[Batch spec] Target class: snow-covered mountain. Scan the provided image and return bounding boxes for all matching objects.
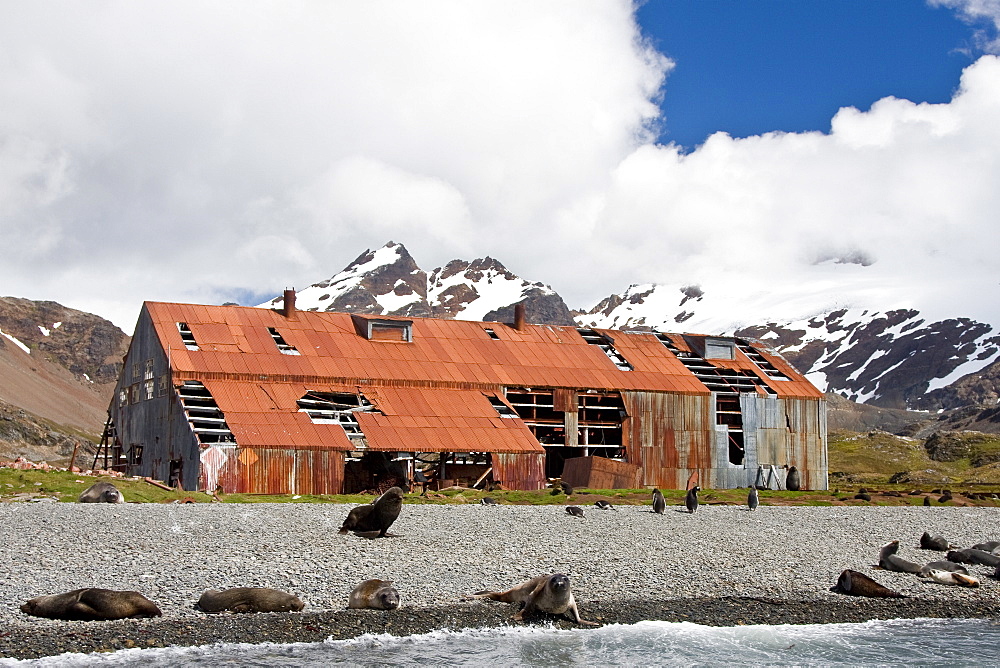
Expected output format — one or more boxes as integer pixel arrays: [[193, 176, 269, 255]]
[[259, 241, 575, 325], [576, 282, 1000, 413], [260, 242, 1000, 416]]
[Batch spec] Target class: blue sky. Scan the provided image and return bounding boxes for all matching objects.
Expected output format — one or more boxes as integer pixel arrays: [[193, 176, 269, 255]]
[[637, 1, 980, 149], [2, 1, 1000, 329]]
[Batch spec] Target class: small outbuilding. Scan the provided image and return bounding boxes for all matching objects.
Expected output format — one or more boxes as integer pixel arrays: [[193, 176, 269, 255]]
[[105, 293, 826, 494]]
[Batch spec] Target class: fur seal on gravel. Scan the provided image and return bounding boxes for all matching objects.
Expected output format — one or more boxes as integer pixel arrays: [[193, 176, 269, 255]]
[[594, 500, 616, 511], [651, 489, 665, 514], [918, 560, 969, 577], [878, 540, 923, 574], [339, 487, 404, 537], [971, 540, 1000, 553], [833, 570, 905, 598], [926, 569, 979, 587], [919, 532, 952, 551], [474, 573, 597, 626], [747, 487, 759, 511], [21, 588, 161, 620], [947, 548, 1000, 567], [685, 486, 700, 513], [566, 506, 585, 518], [197, 587, 304, 613], [348, 579, 400, 610], [77, 482, 124, 504]]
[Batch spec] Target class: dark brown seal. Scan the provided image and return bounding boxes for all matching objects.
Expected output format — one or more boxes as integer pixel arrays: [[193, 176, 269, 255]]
[[339, 487, 404, 537], [348, 579, 400, 610], [878, 540, 923, 574], [20, 588, 161, 620], [474, 573, 597, 626], [919, 532, 952, 551], [833, 570, 905, 598], [785, 465, 801, 491], [77, 482, 124, 504], [197, 587, 304, 613]]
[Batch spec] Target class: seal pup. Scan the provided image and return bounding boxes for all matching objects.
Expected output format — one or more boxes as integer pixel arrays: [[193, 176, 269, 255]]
[[926, 569, 979, 587], [785, 466, 801, 491], [947, 548, 1000, 567], [919, 532, 952, 551], [878, 540, 923, 574], [348, 579, 400, 610], [77, 482, 125, 504], [565, 506, 585, 518], [919, 561, 969, 577], [685, 486, 700, 514], [971, 540, 1000, 553], [923, 496, 931, 506], [339, 486, 404, 537], [197, 587, 304, 613], [651, 488, 665, 514], [747, 487, 759, 511], [21, 588, 161, 620], [833, 570, 905, 598], [474, 573, 597, 626], [594, 500, 616, 511]]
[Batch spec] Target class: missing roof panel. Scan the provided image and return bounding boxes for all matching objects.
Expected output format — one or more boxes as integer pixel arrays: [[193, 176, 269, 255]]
[[268, 327, 300, 355], [576, 328, 633, 371]]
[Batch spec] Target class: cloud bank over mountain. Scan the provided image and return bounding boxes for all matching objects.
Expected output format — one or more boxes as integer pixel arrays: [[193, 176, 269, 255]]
[[1, 2, 998, 330]]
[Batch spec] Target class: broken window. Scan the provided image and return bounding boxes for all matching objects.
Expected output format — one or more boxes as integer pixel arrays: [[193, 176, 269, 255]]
[[157, 375, 169, 397], [143, 379, 155, 400], [176, 381, 235, 444], [129, 384, 140, 404], [487, 394, 518, 418], [736, 340, 790, 380], [177, 323, 199, 350], [118, 388, 128, 407], [297, 391, 374, 447], [128, 444, 144, 466], [268, 327, 300, 355], [144, 359, 154, 380], [576, 328, 633, 370], [484, 328, 500, 340]]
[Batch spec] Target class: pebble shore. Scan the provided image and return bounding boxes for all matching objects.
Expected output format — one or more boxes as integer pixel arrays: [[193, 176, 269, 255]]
[[1, 502, 998, 660]]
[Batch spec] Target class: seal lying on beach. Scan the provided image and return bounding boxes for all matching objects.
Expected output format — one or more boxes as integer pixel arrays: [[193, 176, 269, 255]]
[[971, 540, 1000, 553], [651, 489, 665, 514], [918, 560, 968, 577], [339, 487, 404, 537], [833, 570, 905, 598], [77, 482, 124, 504], [878, 541, 923, 574], [566, 506, 585, 518], [919, 532, 952, 551], [947, 548, 1000, 567], [21, 588, 161, 620], [197, 587, 304, 613], [474, 573, 598, 626], [926, 569, 979, 587], [348, 579, 400, 610]]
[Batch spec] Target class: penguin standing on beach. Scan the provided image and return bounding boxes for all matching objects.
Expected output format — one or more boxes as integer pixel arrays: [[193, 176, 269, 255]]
[[747, 486, 759, 511], [652, 489, 666, 514], [685, 486, 700, 513]]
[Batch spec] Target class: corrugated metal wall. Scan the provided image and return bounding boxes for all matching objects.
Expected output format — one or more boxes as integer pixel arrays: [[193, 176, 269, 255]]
[[492, 452, 546, 491], [621, 391, 714, 489], [741, 394, 828, 491], [201, 445, 345, 495]]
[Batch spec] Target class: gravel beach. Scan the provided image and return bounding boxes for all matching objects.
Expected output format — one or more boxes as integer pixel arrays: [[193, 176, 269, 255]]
[[1, 502, 998, 660]]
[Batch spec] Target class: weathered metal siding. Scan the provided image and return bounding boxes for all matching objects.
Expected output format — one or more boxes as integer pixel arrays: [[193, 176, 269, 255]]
[[492, 453, 546, 490], [202, 446, 345, 495], [740, 394, 828, 490], [110, 306, 201, 490], [621, 391, 714, 489]]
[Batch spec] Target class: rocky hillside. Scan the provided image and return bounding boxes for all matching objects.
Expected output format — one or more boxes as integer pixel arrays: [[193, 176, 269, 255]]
[[0, 297, 129, 461], [259, 241, 575, 325]]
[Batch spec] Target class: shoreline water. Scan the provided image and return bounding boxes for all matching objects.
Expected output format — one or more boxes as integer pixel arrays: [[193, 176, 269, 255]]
[[2, 504, 998, 660]]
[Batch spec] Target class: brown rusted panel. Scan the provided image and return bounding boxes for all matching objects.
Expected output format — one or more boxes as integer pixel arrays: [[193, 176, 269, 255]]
[[562, 456, 641, 489], [622, 391, 714, 490], [292, 449, 345, 495], [492, 453, 545, 490], [552, 388, 577, 412]]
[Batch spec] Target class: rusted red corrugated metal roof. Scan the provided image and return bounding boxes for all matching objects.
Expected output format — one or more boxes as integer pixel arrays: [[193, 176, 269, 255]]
[[143, 301, 820, 398]]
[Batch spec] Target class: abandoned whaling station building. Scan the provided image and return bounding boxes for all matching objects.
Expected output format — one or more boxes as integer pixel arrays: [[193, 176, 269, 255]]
[[106, 293, 827, 494]]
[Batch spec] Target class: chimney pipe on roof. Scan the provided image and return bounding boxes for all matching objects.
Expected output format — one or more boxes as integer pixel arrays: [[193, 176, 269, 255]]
[[282, 288, 296, 318], [514, 303, 526, 331]]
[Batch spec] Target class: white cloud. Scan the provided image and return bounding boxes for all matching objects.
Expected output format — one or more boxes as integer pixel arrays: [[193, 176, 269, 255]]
[[1, 1, 999, 336], [931, 0, 1000, 52]]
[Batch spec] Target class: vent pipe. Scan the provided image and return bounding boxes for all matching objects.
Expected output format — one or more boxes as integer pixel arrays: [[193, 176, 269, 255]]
[[282, 288, 296, 318], [513, 303, 526, 331]]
